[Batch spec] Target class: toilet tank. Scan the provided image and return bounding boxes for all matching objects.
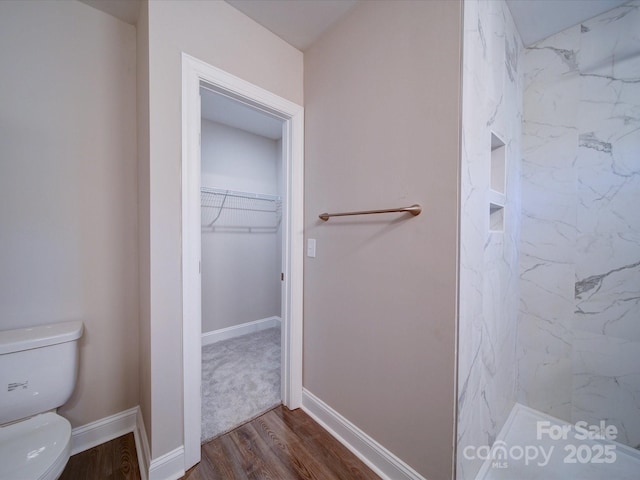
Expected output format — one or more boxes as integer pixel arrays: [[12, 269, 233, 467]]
[[0, 321, 83, 425]]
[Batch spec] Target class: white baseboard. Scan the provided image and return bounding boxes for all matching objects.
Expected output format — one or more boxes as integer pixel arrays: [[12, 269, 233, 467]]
[[201, 316, 281, 346], [135, 407, 150, 480], [70, 406, 184, 480], [135, 407, 185, 480], [71, 406, 149, 480], [71, 407, 138, 456], [149, 446, 185, 480], [301, 389, 426, 480]]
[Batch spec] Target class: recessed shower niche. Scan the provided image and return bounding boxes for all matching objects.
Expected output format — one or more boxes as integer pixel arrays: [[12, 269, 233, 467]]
[[489, 132, 506, 232]]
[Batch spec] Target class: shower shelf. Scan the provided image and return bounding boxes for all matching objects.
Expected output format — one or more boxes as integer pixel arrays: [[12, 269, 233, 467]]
[[488, 189, 505, 207], [490, 132, 506, 232]]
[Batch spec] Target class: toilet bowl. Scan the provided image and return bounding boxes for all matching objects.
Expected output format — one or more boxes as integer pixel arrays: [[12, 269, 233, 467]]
[[0, 412, 71, 480], [0, 321, 83, 480]]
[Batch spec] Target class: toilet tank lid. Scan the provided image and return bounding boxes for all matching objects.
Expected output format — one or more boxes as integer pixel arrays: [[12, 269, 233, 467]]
[[0, 321, 84, 355]]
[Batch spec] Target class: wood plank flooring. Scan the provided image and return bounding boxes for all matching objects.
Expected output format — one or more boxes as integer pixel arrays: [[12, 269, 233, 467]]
[[60, 406, 379, 479], [60, 432, 140, 480], [183, 406, 381, 480]]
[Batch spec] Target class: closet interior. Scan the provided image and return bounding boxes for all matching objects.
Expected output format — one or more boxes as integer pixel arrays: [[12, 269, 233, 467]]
[[199, 86, 284, 442]]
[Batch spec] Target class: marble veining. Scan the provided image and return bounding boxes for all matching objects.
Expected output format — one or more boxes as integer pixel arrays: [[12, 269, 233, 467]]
[[458, 1, 522, 479], [527, 45, 578, 71], [460, 2, 639, 478], [519, 0, 640, 455], [575, 259, 640, 300], [505, 34, 519, 82], [578, 133, 612, 154]]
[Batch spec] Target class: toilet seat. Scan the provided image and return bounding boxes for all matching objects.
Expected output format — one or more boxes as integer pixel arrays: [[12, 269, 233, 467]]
[[0, 412, 71, 480]]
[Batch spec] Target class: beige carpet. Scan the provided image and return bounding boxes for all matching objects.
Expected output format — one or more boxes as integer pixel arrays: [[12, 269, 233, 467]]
[[201, 326, 281, 442]]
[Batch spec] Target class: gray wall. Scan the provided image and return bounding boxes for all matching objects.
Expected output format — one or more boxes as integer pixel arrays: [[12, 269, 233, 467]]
[[201, 121, 281, 332], [303, 1, 462, 478], [0, 0, 139, 428]]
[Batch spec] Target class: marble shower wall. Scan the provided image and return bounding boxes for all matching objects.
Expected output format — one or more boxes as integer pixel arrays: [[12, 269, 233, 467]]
[[519, 1, 640, 450], [457, 1, 523, 478]]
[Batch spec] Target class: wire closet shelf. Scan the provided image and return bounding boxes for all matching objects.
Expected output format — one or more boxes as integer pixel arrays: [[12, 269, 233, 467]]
[[201, 186, 282, 233]]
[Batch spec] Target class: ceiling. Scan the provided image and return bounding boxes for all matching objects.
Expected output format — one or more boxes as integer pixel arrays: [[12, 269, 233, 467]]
[[226, 0, 358, 50], [79, 0, 140, 25], [200, 88, 283, 140], [505, 0, 627, 46], [79, 0, 627, 49], [79, 0, 628, 139], [230, 0, 628, 49]]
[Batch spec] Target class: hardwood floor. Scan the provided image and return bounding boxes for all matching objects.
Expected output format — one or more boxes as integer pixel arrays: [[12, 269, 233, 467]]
[[60, 432, 140, 480], [60, 406, 379, 479], [183, 406, 381, 480]]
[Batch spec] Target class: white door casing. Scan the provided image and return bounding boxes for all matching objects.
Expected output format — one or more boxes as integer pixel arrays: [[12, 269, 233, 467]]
[[181, 53, 304, 470]]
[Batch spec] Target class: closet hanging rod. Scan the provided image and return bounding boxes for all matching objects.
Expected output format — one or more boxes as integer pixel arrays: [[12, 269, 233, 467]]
[[319, 204, 422, 221], [200, 186, 280, 202]]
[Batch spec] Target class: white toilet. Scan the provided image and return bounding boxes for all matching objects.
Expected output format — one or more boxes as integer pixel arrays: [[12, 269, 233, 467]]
[[0, 321, 83, 480]]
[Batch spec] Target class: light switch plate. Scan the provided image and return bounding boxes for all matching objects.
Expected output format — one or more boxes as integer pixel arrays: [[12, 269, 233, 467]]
[[307, 238, 316, 258]]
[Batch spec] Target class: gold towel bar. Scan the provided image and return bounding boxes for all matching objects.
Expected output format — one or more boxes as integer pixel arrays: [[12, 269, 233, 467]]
[[319, 204, 422, 221]]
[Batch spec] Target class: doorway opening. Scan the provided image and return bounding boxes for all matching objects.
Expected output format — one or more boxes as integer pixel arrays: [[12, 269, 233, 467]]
[[200, 87, 284, 442], [181, 54, 303, 470]]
